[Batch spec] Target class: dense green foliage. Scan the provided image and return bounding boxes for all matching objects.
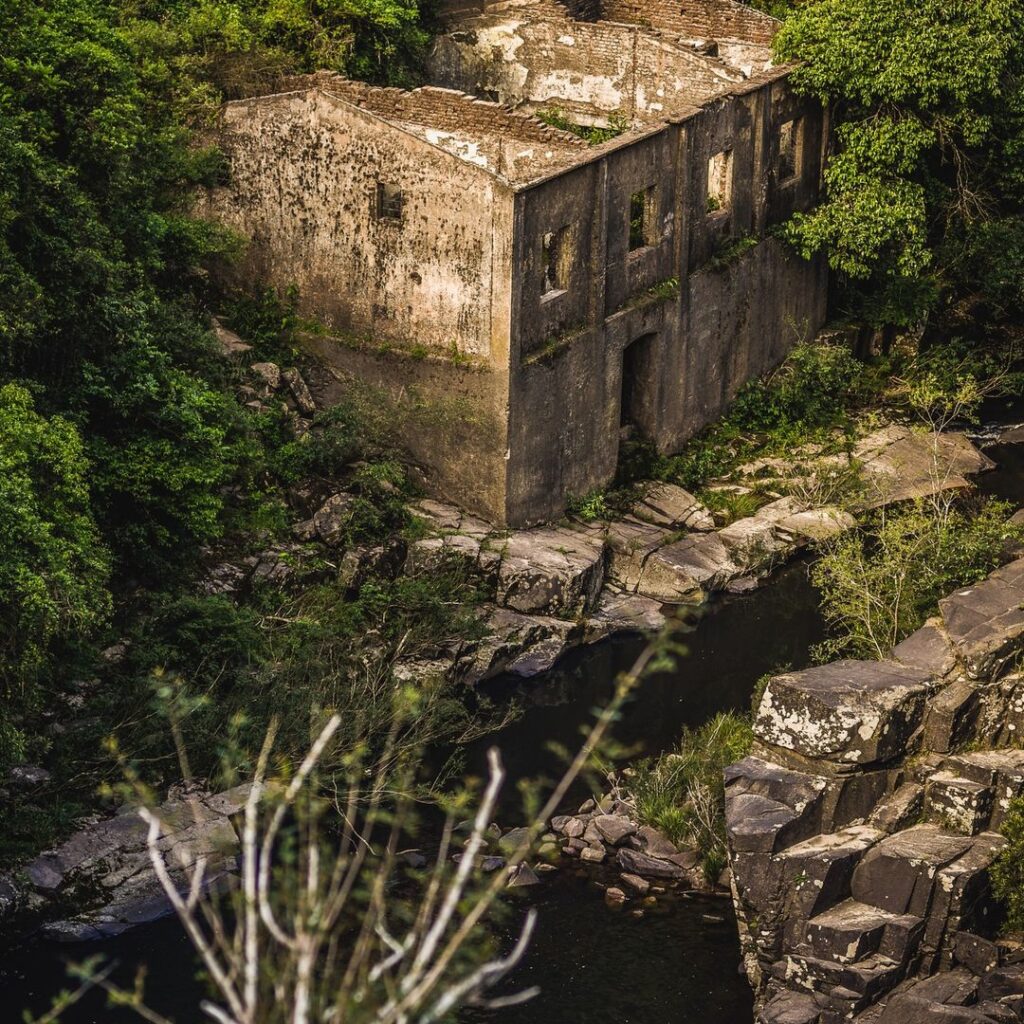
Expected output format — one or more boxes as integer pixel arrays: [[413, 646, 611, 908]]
[[993, 797, 1024, 934], [0, 385, 110, 766], [0, 0, 465, 818], [812, 498, 1023, 660], [774, 0, 1024, 329]]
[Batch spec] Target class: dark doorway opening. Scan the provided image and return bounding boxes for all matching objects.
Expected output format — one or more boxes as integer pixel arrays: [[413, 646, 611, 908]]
[[620, 332, 657, 437]]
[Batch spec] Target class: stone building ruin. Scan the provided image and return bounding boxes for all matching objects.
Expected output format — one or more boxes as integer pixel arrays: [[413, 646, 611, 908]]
[[204, 0, 829, 526]]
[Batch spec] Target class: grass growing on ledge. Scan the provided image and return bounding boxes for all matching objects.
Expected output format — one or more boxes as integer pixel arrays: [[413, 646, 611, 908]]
[[535, 107, 629, 144], [626, 711, 754, 881], [706, 234, 759, 271]]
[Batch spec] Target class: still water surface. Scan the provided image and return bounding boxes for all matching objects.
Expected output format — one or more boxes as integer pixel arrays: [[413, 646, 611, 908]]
[[3, 560, 826, 1024]]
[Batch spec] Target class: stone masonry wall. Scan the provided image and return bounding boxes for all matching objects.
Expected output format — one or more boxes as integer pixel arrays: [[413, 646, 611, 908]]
[[726, 558, 1024, 1024]]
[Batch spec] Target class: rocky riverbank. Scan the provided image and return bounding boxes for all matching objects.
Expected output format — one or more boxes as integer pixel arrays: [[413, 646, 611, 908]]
[[725, 555, 1024, 1024]]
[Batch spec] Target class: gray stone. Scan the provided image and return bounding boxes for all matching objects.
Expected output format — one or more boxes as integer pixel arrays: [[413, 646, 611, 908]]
[[506, 863, 539, 887], [923, 680, 981, 754], [584, 588, 666, 640], [632, 482, 714, 531], [640, 532, 738, 601], [580, 844, 606, 864], [615, 847, 685, 879], [312, 492, 356, 546], [495, 526, 605, 617], [939, 559, 1024, 679], [859, 431, 993, 508], [760, 990, 821, 1024], [953, 931, 999, 975], [592, 814, 636, 846], [250, 361, 281, 390], [754, 660, 932, 765], [7, 765, 51, 789], [804, 899, 895, 964], [924, 772, 993, 835], [850, 825, 976, 916], [281, 367, 316, 415], [893, 621, 958, 677], [637, 825, 680, 860], [619, 872, 650, 895], [868, 783, 924, 834]]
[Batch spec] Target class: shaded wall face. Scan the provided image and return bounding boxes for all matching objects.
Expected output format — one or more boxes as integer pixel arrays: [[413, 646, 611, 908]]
[[205, 90, 506, 363], [305, 337, 512, 523], [504, 85, 829, 527]]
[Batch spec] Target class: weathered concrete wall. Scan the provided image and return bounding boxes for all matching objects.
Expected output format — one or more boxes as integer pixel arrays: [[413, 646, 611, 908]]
[[304, 337, 512, 523], [204, 87, 512, 363], [726, 557, 1024, 1024], [503, 77, 826, 526], [429, 9, 742, 123]]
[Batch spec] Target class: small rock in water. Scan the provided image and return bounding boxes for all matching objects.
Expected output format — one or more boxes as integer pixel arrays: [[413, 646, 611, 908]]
[[619, 872, 650, 896], [580, 844, 606, 864], [701, 913, 726, 925], [604, 887, 627, 904], [506, 863, 539, 888]]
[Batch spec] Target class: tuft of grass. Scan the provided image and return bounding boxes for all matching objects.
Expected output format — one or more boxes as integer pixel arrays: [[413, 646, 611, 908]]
[[628, 712, 754, 873]]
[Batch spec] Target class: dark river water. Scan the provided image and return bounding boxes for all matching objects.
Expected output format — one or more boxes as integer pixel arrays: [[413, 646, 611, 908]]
[[3, 560, 826, 1024]]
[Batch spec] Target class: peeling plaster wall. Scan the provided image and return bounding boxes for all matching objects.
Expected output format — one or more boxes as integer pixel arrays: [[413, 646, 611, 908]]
[[203, 86, 517, 521], [429, 12, 742, 122], [204, 88, 509, 362]]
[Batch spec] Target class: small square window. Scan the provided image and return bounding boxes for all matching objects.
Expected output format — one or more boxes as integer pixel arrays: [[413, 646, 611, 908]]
[[542, 226, 571, 296], [778, 119, 802, 183], [707, 150, 732, 213], [629, 186, 656, 251], [375, 181, 403, 221]]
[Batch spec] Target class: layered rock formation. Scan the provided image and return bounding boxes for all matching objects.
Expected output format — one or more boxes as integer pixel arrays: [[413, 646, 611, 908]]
[[726, 558, 1024, 1023]]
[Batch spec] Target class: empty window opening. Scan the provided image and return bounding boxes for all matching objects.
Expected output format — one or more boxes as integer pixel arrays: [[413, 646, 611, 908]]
[[707, 150, 733, 213], [629, 187, 656, 251], [541, 227, 571, 297], [621, 333, 657, 435], [778, 119, 802, 182], [375, 181, 403, 221]]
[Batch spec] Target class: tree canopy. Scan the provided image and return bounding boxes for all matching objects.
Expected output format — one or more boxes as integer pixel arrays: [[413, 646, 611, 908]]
[[774, 0, 1024, 329]]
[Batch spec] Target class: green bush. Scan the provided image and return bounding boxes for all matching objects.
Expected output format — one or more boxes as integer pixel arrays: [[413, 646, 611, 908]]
[[812, 498, 1023, 661], [729, 341, 863, 433], [993, 797, 1024, 934]]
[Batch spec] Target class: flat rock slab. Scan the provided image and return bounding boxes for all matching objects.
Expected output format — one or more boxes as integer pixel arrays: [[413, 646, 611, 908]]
[[641, 532, 736, 601], [583, 589, 666, 642], [495, 525, 605, 617], [755, 660, 933, 765], [859, 430, 993, 508], [631, 482, 714, 531], [939, 558, 1024, 679], [892, 621, 958, 677]]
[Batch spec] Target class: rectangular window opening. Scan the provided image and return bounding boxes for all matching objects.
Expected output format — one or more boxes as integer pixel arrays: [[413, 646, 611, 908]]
[[629, 187, 655, 251], [707, 150, 732, 213], [542, 227, 570, 296], [778, 119, 801, 183], [375, 181, 403, 221]]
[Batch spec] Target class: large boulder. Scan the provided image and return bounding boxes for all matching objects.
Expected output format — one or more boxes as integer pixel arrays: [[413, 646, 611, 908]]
[[495, 525, 605, 617], [754, 661, 933, 766]]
